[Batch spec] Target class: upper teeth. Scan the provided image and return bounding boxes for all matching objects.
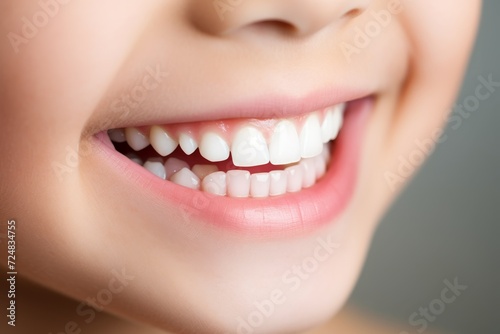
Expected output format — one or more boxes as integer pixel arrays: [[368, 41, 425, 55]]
[[124, 127, 149, 151], [149, 126, 178, 156], [199, 132, 230, 162], [114, 103, 345, 167], [269, 119, 301, 165], [232, 126, 270, 167]]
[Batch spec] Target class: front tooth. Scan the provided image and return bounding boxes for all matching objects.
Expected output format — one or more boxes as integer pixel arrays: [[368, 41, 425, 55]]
[[199, 132, 230, 162], [226, 170, 250, 198], [150, 126, 178, 157], [250, 173, 270, 198], [179, 132, 198, 155], [170, 168, 200, 190], [164, 158, 189, 178], [330, 105, 345, 140], [269, 171, 287, 196], [143, 160, 167, 180], [109, 129, 126, 143], [125, 127, 149, 151], [300, 113, 323, 158], [300, 158, 316, 188], [202, 171, 227, 196], [231, 126, 270, 167], [269, 120, 301, 165], [285, 165, 303, 193]]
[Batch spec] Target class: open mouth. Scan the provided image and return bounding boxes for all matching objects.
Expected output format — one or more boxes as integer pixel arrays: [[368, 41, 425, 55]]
[[93, 96, 372, 235], [106, 103, 346, 198]]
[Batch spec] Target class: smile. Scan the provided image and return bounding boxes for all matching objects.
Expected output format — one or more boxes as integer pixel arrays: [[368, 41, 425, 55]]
[[107, 103, 346, 198], [93, 95, 372, 235]]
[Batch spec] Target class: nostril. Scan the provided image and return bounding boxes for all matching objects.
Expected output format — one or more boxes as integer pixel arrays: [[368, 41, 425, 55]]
[[245, 19, 298, 35], [188, 1, 370, 38], [344, 8, 363, 19]]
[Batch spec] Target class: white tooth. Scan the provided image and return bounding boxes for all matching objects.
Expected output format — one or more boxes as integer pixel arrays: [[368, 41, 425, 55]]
[[199, 132, 230, 162], [269, 171, 287, 196], [143, 161, 167, 180], [300, 158, 316, 188], [269, 120, 301, 165], [330, 105, 345, 140], [300, 113, 323, 158], [179, 132, 198, 155], [337, 102, 347, 115], [109, 129, 126, 143], [192, 164, 219, 180], [170, 168, 200, 190], [226, 170, 250, 198], [321, 110, 335, 143], [314, 153, 327, 180], [202, 171, 227, 196], [125, 127, 149, 151], [125, 153, 143, 165], [231, 126, 270, 167], [164, 158, 189, 178], [285, 165, 303, 193], [150, 126, 178, 157], [322, 143, 331, 166], [250, 173, 271, 198]]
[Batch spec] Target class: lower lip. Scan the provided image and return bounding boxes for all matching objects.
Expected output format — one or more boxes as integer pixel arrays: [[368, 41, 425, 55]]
[[94, 98, 372, 237]]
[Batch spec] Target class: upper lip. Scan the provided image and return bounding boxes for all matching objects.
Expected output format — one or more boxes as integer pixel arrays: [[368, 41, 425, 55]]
[[87, 86, 373, 135]]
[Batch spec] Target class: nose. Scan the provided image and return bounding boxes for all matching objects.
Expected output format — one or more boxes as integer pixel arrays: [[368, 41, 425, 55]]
[[187, 0, 370, 37]]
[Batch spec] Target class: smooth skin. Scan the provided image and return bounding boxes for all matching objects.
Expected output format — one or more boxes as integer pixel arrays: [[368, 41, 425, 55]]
[[0, 1, 480, 333]]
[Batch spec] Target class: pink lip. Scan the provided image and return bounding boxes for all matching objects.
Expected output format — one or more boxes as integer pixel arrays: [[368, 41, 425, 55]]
[[111, 87, 371, 128], [215, 88, 369, 121], [93, 97, 372, 237]]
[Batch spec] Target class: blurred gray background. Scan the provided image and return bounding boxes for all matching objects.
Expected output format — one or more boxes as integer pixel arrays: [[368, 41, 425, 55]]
[[347, 1, 500, 333]]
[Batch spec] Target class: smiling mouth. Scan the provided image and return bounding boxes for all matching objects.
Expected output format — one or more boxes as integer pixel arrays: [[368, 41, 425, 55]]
[[93, 95, 371, 235], [106, 103, 346, 198]]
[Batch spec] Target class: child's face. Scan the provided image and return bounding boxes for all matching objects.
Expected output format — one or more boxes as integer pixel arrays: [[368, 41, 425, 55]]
[[1, 1, 480, 333]]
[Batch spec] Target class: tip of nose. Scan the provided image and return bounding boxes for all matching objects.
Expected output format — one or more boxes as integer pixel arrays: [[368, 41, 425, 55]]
[[190, 1, 368, 38]]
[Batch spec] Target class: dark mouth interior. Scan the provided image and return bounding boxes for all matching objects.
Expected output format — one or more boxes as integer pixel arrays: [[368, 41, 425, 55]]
[[112, 141, 308, 174]]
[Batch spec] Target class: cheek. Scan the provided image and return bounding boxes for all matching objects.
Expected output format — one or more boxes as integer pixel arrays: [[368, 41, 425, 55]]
[[0, 1, 146, 301], [0, 0, 163, 240], [1, 0, 163, 137], [372, 1, 481, 192], [402, 1, 481, 71]]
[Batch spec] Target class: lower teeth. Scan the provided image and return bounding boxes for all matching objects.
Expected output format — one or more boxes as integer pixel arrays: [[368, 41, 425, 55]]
[[124, 143, 331, 198]]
